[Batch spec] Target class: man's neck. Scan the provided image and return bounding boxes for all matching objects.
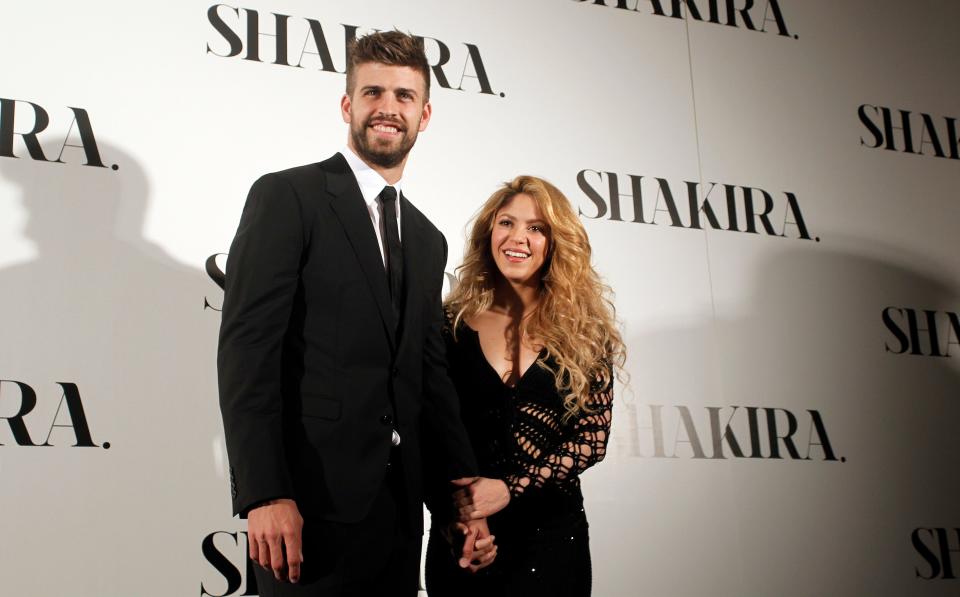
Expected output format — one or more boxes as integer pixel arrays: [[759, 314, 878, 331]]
[[346, 141, 407, 185]]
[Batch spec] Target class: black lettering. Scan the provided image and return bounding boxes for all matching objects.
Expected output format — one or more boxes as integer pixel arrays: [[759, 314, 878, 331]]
[[745, 406, 763, 457], [858, 104, 884, 149], [652, 178, 685, 227], [206, 4, 243, 58], [782, 192, 811, 240], [707, 406, 743, 459], [296, 19, 339, 73], [456, 44, 495, 95], [671, 406, 706, 458], [343, 24, 361, 68], [602, 172, 647, 223], [669, 0, 702, 20], [0, 99, 51, 161], [244, 9, 291, 65], [205, 253, 227, 312], [201, 531, 243, 597], [918, 113, 946, 158], [723, 183, 741, 231], [913, 528, 941, 579], [759, 0, 791, 36], [640, 404, 667, 457], [805, 410, 837, 461], [687, 181, 722, 230], [935, 528, 960, 579], [742, 187, 776, 235], [881, 107, 914, 153], [420, 37, 452, 89], [42, 383, 97, 447], [946, 312, 960, 357], [706, 0, 721, 22], [725, 0, 756, 30], [907, 309, 945, 357], [882, 307, 910, 354], [576, 170, 608, 219], [55, 108, 106, 168], [0, 380, 38, 446], [765, 408, 801, 459], [947, 117, 959, 159], [578, 0, 632, 7]]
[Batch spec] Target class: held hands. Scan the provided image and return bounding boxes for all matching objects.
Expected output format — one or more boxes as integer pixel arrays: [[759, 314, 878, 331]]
[[247, 498, 304, 583], [452, 518, 497, 573], [451, 477, 511, 520]]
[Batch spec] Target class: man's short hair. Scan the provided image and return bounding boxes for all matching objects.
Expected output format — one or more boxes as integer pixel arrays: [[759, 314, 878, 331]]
[[346, 30, 431, 100]]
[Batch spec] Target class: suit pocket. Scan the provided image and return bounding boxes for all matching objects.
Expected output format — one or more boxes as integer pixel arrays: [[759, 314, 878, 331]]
[[301, 395, 341, 421]]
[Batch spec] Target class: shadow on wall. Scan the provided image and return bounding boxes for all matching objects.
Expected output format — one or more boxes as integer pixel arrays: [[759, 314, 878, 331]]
[[0, 143, 229, 592], [603, 241, 959, 595]]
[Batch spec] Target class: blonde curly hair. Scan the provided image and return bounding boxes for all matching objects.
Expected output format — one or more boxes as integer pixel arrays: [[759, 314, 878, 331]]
[[445, 175, 626, 421]]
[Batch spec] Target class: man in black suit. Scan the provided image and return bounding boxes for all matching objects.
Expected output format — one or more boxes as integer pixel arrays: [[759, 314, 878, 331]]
[[217, 31, 495, 596]]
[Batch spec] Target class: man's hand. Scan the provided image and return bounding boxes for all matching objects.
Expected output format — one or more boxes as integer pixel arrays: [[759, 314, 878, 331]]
[[247, 498, 304, 583], [451, 477, 511, 520], [456, 518, 497, 573]]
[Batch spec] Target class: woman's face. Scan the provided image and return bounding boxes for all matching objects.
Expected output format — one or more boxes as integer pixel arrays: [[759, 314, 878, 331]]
[[489, 193, 549, 287]]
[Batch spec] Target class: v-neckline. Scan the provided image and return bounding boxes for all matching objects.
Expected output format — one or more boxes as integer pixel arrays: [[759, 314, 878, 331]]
[[462, 322, 543, 390]]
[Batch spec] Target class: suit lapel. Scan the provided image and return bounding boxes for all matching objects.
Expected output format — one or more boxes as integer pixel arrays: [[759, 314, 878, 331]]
[[323, 154, 397, 350], [399, 193, 424, 349]]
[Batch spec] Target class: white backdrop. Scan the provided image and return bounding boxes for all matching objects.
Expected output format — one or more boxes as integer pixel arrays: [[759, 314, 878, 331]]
[[1, 1, 958, 595]]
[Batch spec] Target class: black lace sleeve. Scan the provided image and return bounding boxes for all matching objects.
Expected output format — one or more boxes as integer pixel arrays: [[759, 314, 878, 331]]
[[502, 376, 613, 498]]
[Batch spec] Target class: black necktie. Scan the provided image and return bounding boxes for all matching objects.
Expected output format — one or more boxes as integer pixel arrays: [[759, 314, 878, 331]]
[[379, 186, 403, 319]]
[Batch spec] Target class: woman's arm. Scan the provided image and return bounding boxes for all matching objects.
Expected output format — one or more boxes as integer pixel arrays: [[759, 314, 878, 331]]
[[455, 379, 613, 519], [503, 383, 613, 498]]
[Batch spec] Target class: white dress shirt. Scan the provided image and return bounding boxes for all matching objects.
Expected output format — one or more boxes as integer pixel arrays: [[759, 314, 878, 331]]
[[341, 145, 401, 269], [341, 146, 403, 447]]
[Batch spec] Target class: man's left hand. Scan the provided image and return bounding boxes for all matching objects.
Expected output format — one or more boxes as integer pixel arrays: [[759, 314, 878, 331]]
[[451, 477, 511, 520]]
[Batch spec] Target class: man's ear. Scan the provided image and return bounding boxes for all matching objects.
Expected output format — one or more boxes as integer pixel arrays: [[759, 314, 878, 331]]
[[418, 100, 432, 132], [341, 93, 352, 124]]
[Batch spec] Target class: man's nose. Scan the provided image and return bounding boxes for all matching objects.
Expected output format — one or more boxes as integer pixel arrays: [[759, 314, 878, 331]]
[[376, 94, 399, 116]]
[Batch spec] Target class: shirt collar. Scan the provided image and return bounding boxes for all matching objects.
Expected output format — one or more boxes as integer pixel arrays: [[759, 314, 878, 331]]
[[341, 145, 403, 207]]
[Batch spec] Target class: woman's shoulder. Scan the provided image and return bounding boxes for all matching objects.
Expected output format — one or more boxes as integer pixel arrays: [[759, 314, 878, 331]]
[[441, 307, 472, 340]]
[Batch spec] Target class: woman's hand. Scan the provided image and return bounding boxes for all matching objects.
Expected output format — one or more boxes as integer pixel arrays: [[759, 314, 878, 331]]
[[456, 518, 498, 573], [451, 477, 511, 520]]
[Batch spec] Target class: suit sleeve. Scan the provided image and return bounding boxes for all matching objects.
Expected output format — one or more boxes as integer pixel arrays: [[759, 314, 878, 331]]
[[217, 173, 304, 516], [421, 233, 478, 483]]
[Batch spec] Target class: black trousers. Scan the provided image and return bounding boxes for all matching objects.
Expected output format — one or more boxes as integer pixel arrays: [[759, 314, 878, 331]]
[[253, 457, 421, 597]]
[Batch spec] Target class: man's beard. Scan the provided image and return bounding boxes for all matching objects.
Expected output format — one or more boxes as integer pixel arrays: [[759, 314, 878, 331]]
[[350, 116, 419, 168]]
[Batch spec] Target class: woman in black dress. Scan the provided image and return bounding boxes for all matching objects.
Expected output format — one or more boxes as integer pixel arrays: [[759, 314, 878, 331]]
[[425, 175, 625, 596]]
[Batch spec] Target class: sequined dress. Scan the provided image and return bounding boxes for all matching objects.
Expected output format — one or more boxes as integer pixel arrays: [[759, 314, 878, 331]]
[[425, 319, 613, 597]]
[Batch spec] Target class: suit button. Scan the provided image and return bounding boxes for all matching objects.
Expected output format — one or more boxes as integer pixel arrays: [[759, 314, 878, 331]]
[[392, 367, 400, 377], [380, 414, 393, 425]]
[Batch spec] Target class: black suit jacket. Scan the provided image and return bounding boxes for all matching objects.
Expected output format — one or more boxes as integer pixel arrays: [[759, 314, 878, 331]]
[[217, 153, 477, 532]]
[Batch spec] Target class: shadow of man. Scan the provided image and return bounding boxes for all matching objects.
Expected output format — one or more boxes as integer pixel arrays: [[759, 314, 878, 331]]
[[0, 142, 228, 594]]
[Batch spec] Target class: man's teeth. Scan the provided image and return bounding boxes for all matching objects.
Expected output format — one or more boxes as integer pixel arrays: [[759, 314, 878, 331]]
[[505, 250, 529, 258], [373, 124, 399, 133]]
